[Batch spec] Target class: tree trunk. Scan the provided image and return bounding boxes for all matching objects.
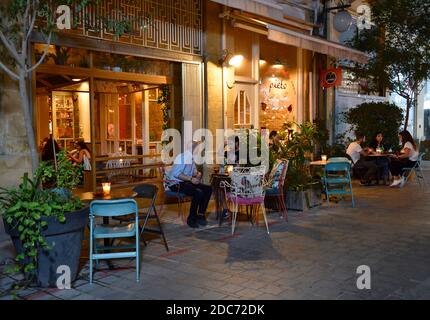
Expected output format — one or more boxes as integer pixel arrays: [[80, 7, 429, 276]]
[[403, 97, 411, 132], [19, 71, 39, 173]]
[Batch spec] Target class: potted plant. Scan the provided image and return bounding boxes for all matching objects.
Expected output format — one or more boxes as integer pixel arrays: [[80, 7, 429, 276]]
[[48, 46, 71, 65], [278, 122, 322, 211], [0, 151, 88, 288]]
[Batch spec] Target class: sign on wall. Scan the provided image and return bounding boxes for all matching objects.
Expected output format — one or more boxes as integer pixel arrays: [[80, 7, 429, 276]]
[[320, 68, 342, 88]]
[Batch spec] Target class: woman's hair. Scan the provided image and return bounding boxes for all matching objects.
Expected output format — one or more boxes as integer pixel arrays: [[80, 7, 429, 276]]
[[269, 130, 278, 139], [76, 140, 90, 152], [399, 130, 417, 150], [41, 138, 60, 161]]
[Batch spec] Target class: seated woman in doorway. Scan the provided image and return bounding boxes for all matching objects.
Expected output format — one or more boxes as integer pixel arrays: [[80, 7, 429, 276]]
[[169, 141, 213, 229], [41, 136, 61, 162], [68, 140, 92, 171], [389, 130, 419, 187], [369, 132, 390, 185]]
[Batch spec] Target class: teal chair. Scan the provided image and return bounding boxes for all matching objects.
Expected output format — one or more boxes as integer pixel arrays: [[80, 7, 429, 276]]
[[403, 152, 427, 188], [323, 161, 355, 207], [89, 199, 140, 284]]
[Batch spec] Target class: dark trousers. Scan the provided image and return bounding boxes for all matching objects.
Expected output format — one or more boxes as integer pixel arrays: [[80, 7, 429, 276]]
[[389, 159, 416, 176], [170, 182, 212, 220], [355, 159, 378, 181], [374, 157, 390, 180]]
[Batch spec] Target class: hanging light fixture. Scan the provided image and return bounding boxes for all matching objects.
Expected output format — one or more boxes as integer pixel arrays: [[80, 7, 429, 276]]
[[333, 9, 352, 33], [325, 1, 353, 33]]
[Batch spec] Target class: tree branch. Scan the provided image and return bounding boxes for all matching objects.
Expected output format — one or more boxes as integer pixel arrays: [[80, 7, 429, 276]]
[[0, 60, 19, 80], [26, 0, 38, 42], [26, 32, 52, 73], [0, 30, 23, 67]]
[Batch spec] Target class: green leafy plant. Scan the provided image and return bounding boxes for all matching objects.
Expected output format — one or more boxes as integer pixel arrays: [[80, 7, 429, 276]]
[[0, 172, 82, 288], [48, 46, 71, 65], [36, 151, 83, 190], [277, 122, 319, 191], [342, 102, 404, 151], [157, 85, 171, 139]]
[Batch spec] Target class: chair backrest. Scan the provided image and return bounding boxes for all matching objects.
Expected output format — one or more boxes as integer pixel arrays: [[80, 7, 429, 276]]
[[324, 161, 351, 174], [90, 199, 138, 217], [268, 159, 289, 190], [159, 165, 176, 190], [133, 183, 158, 200], [416, 152, 426, 166], [328, 157, 350, 163], [230, 165, 266, 198]]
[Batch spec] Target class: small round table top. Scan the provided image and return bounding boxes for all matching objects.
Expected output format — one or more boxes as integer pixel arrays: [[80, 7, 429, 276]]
[[78, 189, 137, 202]]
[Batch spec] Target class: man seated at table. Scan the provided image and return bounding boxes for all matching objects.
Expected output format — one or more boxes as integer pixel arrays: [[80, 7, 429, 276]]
[[346, 132, 378, 186], [169, 141, 213, 228]]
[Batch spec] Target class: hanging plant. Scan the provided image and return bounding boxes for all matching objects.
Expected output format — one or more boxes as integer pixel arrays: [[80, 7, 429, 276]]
[[157, 85, 171, 144]]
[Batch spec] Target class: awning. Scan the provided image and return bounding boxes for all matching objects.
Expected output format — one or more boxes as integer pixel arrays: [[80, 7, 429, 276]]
[[210, 0, 369, 64], [267, 24, 369, 64]]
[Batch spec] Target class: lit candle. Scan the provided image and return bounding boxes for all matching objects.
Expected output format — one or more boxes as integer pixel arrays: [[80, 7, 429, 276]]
[[102, 182, 111, 195], [119, 147, 122, 152], [321, 155, 327, 161]]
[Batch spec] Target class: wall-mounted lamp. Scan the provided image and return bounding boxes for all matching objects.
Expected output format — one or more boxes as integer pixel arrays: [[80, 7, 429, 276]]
[[272, 58, 287, 69], [219, 49, 244, 67]]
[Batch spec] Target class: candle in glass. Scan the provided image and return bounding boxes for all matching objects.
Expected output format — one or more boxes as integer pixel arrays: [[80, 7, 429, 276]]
[[321, 155, 327, 161], [102, 182, 111, 195]]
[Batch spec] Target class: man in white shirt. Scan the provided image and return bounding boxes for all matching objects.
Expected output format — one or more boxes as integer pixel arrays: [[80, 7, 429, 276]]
[[169, 141, 212, 228], [346, 132, 378, 185]]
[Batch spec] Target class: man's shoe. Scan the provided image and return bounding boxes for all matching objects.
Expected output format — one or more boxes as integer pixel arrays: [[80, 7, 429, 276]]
[[360, 180, 371, 186], [197, 214, 207, 226], [187, 217, 199, 228]]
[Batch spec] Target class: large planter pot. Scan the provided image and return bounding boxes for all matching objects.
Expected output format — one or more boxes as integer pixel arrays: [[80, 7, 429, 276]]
[[286, 182, 322, 211], [4, 206, 89, 288]]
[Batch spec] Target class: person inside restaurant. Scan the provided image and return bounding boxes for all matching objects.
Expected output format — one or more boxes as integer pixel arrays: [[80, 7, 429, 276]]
[[169, 141, 213, 228], [269, 130, 281, 153], [68, 140, 92, 171], [346, 132, 378, 186], [369, 131, 390, 185], [388, 130, 419, 187], [41, 136, 61, 162]]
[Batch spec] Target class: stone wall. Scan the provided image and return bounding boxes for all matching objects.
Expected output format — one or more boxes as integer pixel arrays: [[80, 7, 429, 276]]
[[0, 75, 32, 188]]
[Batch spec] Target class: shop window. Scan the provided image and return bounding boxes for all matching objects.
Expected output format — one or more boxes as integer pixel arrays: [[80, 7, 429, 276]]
[[234, 90, 251, 126]]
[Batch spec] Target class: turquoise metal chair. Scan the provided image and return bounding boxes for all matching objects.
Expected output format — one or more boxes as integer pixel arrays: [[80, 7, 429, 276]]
[[323, 161, 355, 207], [89, 199, 140, 284], [402, 152, 427, 188]]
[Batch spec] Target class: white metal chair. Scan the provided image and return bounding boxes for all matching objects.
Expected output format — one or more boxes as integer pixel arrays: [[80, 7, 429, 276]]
[[402, 152, 427, 188], [222, 165, 269, 235]]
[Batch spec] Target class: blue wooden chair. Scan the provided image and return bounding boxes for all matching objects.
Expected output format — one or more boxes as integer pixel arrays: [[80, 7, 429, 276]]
[[89, 199, 140, 284], [402, 152, 427, 189], [265, 159, 289, 220], [323, 161, 355, 207]]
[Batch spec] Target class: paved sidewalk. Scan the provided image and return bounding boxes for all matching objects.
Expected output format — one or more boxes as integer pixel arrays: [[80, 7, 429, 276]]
[[1, 178, 430, 300]]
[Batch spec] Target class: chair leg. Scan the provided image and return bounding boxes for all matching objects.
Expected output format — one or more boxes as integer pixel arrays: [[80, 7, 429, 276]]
[[261, 205, 270, 234], [89, 233, 93, 284], [136, 230, 140, 283], [232, 202, 238, 235], [154, 207, 169, 252]]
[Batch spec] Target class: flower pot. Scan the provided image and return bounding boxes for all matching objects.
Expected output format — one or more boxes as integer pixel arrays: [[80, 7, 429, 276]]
[[286, 182, 322, 211], [4, 206, 89, 288]]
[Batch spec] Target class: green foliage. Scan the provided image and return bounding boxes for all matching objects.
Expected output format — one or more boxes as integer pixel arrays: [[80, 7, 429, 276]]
[[48, 46, 70, 65], [273, 122, 320, 191], [348, 0, 430, 128], [0, 172, 82, 284], [157, 85, 171, 140], [36, 151, 82, 190], [341, 102, 404, 150]]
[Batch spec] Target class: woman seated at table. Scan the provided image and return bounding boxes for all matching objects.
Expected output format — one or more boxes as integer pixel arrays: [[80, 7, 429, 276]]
[[369, 132, 390, 185], [389, 130, 419, 187]]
